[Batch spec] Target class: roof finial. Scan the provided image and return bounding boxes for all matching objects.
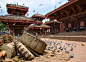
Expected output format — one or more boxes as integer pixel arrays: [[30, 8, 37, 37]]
[[37, 12, 38, 14], [55, 5, 56, 9]]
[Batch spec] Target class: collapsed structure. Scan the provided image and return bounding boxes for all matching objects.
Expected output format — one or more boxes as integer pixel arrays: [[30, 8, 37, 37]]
[[1, 32, 47, 60]]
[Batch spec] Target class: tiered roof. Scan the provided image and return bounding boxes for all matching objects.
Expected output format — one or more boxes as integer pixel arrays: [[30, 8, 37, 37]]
[[31, 14, 45, 18], [45, 19, 60, 25], [27, 24, 50, 30], [6, 4, 28, 9]]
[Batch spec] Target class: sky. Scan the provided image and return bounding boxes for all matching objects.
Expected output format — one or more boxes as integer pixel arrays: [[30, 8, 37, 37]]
[[0, 0, 68, 23]]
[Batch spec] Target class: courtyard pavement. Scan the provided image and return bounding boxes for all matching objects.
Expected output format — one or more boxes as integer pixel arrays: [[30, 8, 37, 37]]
[[32, 38, 86, 62]]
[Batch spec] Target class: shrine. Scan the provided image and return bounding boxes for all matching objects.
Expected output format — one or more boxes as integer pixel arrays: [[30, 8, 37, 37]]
[[45, 0, 86, 32], [26, 14, 50, 35], [0, 3, 34, 35]]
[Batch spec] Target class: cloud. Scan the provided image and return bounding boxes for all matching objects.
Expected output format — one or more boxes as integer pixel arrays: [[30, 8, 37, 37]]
[[0, 0, 68, 17]]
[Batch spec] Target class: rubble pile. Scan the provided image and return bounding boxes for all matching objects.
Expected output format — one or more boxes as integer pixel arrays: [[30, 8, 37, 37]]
[[0, 32, 47, 62], [0, 33, 77, 62], [2, 34, 13, 43]]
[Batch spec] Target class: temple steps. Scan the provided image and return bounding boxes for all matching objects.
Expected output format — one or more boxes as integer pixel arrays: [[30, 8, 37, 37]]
[[43, 31, 86, 42]]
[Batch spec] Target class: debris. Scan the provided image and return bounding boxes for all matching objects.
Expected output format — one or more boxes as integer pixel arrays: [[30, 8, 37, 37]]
[[20, 32, 47, 53], [0, 39, 3, 46], [1, 42, 16, 58], [5, 58, 13, 62], [15, 41, 34, 60], [2, 34, 13, 43]]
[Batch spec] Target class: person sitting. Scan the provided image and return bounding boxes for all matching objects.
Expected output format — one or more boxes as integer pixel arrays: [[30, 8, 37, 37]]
[[82, 26, 85, 31], [69, 27, 72, 32], [73, 27, 76, 32], [66, 28, 69, 32]]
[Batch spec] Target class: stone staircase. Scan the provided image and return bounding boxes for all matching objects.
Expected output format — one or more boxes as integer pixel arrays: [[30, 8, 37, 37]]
[[56, 31, 86, 36]]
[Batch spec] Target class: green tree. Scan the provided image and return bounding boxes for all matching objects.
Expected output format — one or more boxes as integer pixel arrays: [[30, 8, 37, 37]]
[[0, 22, 3, 30], [45, 21, 48, 23]]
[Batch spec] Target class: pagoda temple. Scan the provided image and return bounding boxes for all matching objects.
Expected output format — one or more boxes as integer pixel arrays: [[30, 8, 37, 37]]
[[45, 0, 86, 32], [26, 14, 50, 35], [0, 3, 34, 35]]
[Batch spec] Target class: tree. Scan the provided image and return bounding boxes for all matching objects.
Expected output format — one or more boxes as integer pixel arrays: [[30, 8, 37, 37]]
[[45, 21, 48, 23]]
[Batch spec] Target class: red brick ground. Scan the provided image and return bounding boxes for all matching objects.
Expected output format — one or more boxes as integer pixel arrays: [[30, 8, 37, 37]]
[[40, 38, 86, 62]]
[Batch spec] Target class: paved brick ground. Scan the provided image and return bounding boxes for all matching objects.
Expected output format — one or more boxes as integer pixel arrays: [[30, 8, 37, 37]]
[[39, 38, 86, 62]]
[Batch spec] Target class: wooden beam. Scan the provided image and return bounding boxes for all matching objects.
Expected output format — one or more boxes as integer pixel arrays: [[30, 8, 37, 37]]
[[70, 7, 77, 13], [76, 4, 82, 12], [64, 10, 69, 16], [60, 12, 65, 17]]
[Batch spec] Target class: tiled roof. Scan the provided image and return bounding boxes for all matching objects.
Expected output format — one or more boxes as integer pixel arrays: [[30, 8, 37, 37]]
[[0, 15, 34, 21], [6, 4, 28, 9], [31, 14, 45, 18]]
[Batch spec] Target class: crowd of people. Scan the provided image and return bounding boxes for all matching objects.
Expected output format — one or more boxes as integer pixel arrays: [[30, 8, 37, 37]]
[[65, 26, 85, 32]]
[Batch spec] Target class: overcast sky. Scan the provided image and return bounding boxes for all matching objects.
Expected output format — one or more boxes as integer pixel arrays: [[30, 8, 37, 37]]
[[0, 0, 68, 23]]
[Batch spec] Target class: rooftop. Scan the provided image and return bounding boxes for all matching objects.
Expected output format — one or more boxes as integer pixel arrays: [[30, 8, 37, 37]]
[[0, 15, 34, 21], [6, 3, 28, 9]]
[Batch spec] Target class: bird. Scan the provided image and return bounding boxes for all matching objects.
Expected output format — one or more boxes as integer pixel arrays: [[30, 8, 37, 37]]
[[60, 41, 62, 43], [59, 44, 61, 49], [33, 10, 35, 12], [65, 43, 67, 44], [54, 46, 57, 50], [57, 49, 60, 52], [70, 54, 74, 58], [39, 4, 43, 6], [51, 46, 54, 49], [74, 45, 76, 47], [66, 50, 69, 54], [81, 43, 85, 46], [58, 1, 62, 4], [68, 43, 71, 45], [68, 44, 70, 47], [56, 43, 59, 45], [64, 47, 67, 50], [48, 47, 51, 50], [53, 42, 56, 45], [52, 49, 55, 53], [63, 45, 65, 47], [58, 42, 60, 44], [60, 48, 63, 50], [70, 46, 73, 51]]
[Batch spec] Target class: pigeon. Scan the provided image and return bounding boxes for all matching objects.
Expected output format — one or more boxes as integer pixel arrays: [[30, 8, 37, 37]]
[[66, 50, 69, 54], [70, 46, 73, 51], [58, 1, 62, 4], [57, 49, 60, 52], [56, 43, 59, 45], [54, 46, 57, 50], [81, 43, 85, 46], [65, 43, 67, 44], [52, 49, 55, 53], [59, 44, 61, 49], [33, 10, 35, 12], [68, 44, 70, 47], [64, 47, 67, 50], [60, 48, 63, 50], [63, 45, 65, 47], [70, 54, 74, 58], [48, 47, 51, 50], [74, 45, 76, 47], [53, 42, 55, 45], [60, 41, 62, 43], [51, 46, 54, 49], [39, 4, 43, 6], [68, 43, 71, 45]]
